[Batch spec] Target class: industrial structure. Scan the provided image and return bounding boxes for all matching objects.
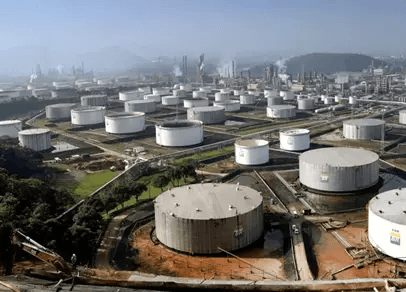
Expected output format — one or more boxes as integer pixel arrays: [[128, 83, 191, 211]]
[[343, 119, 385, 140], [267, 105, 296, 118], [154, 183, 264, 254], [46, 103, 76, 120], [105, 112, 145, 134], [235, 139, 269, 165], [81, 95, 107, 106], [213, 100, 240, 112], [71, 106, 105, 126], [187, 106, 225, 124], [125, 100, 156, 113], [279, 129, 310, 151], [0, 120, 22, 139], [155, 120, 203, 147], [18, 128, 52, 151]]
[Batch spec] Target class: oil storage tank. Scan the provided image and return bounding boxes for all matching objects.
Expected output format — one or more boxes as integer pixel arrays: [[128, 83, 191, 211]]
[[215, 92, 229, 102], [183, 98, 209, 108], [180, 84, 192, 92], [280, 91, 294, 100], [18, 128, 52, 151], [343, 119, 385, 140], [81, 95, 107, 106], [240, 94, 255, 105], [187, 106, 225, 124], [155, 120, 203, 147], [152, 88, 170, 95], [46, 103, 76, 120], [71, 106, 105, 126], [193, 91, 207, 98], [368, 188, 406, 260], [280, 129, 310, 151], [144, 94, 161, 103], [155, 183, 264, 254], [235, 139, 269, 165], [125, 100, 156, 113], [119, 91, 143, 101], [267, 105, 296, 118], [105, 112, 145, 134], [300, 147, 379, 193], [400, 110, 406, 124], [267, 97, 283, 106], [264, 89, 278, 98], [298, 98, 315, 110], [0, 120, 22, 139], [213, 101, 240, 112], [162, 96, 180, 105]]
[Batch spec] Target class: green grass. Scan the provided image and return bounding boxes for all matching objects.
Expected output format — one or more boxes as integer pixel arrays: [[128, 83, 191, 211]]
[[72, 170, 118, 198], [33, 119, 48, 128], [49, 164, 70, 173], [239, 126, 271, 135], [170, 146, 235, 166]]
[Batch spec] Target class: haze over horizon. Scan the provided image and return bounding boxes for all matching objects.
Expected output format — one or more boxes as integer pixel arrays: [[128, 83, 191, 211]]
[[1, 0, 405, 75]]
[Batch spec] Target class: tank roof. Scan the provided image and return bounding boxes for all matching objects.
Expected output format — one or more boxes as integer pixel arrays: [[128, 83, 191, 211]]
[[190, 106, 224, 112], [81, 94, 106, 99], [343, 118, 385, 126], [214, 100, 240, 105], [72, 106, 105, 112], [155, 183, 262, 220], [369, 188, 406, 224], [280, 129, 310, 135], [300, 147, 379, 167], [235, 139, 269, 148], [0, 120, 21, 125], [19, 128, 50, 135], [106, 112, 144, 119], [157, 120, 202, 128], [125, 100, 154, 104], [268, 105, 296, 109], [46, 103, 76, 108]]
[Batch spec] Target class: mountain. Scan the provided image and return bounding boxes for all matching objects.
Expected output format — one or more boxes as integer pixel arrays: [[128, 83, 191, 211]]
[[285, 53, 386, 75]]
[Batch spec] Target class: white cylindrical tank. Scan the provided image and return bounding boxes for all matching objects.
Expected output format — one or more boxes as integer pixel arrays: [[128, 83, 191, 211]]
[[298, 98, 315, 110], [144, 94, 161, 103], [324, 97, 334, 104], [215, 92, 229, 102], [399, 110, 406, 124], [240, 94, 255, 105], [0, 120, 22, 139], [81, 95, 107, 106], [155, 120, 203, 147], [299, 148, 379, 192], [139, 86, 151, 94], [213, 101, 240, 112], [267, 105, 296, 118], [193, 91, 207, 98], [233, 89, 245, 96], [349, 96, 358, 105], [18, 128, 52, 151], [71, 106, 106, 125], [32, 88, 51, 98], [279, 129, 310, 151], [162, 96, 180, 105], [235, 139, 269, 165], [46, 103, 76, 120], [280, 91, 294, 100], [187, 106, 225, 124], [125, 100, 156, 113], [180, 84, 192, 92], [200, 87, 212, 93], [368, 188, 406, 260], [267, 97, 283, 106], [119, 91, 144, 101], [335, 95, 342, 103], [264, 89, 278, 98], [343, 119, 385, 140], [220, 88, 230, 93], [173, 89, 186, 98], [105, 112, 145, 134], [153, 88, 170, 95], [248, 91, 261, 97], [183, 98, 209, 108], [97, 79, 113, 85]]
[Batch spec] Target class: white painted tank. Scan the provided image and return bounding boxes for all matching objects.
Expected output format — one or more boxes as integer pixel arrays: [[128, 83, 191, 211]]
[[349, 96, 358, 105], [193, 91, 207, 98], [335, 95, 342, 103], [267, 105, 296, 118], [18, 128, 52, 151], [279, 129, 310, 151], [119, 90, 144, 101], [187, 106, 225, 124], [139, 86, 151, 94], [213, 101, 240, 112], [215, 92, 229, 102], [162, 96, 180, 105], [81, 95, 107, 106], [399, 110, 406, 124], [200, 87, 212, 93], [240, 94, 256, 105], [97, 79, 113, 85], [180, 84, 192, 92], [343, 119, 385, 140], [183, 98, 209, 108], [144, 94, 161, 103], [46, 103, 76, 120], [298, 98, 315, 110], [235, 139, 269, 165], [105, 112, 145, 134], [0, 120, 22, 139], [155, 120, 203, 147], [220, 88, 230, 93], [267, 97, 283, 106], [153, 88, 170, 95], [173, 89, 186, 97], [125, 100, 156, 113], [280, 91, 294, 100], [320, 95, 326, 102], [32, 88, 51, 98], [233, 89, 245, 96], [264, 89, 278, 98], [324, 97, 334, 105], [71, 106, 106, 125]]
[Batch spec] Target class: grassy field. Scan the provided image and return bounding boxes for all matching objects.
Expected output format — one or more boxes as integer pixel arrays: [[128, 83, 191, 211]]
[[72, 170, 118, 198], [33, 119, 48, 128], [170, 145, 235, 165]]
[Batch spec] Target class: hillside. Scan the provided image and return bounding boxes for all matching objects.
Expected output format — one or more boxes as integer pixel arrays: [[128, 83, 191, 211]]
[[285, 53, 385, 75]]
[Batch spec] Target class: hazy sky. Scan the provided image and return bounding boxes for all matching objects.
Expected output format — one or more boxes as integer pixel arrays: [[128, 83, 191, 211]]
[[1, 0, 406, 74]]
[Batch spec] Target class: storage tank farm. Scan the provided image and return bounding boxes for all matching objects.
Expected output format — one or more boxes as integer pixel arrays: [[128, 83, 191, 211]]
[[81, 95, 107, 106], [46, 103, 76, 120], [71, 106, 105, 126], [213, 100, 240, 112], [299, 147, 380, 211], [267, 105, 296, 118], [368, 188, 406, 260], [280, 129, 310, 151], [235, 139, 269, 166], [155, 120, 203, 147], [187, 106, 225, 124], [119, 91, 143, 101], [105, 112, 145, 134], [343, 119, 385, 140], [18, 128, 52, 151], [0, 120, 22, 139], [154, 183, 264, 254], [240, 94, 255, 105], [183, 98, 209, 108], [125, 100, 156, 113]]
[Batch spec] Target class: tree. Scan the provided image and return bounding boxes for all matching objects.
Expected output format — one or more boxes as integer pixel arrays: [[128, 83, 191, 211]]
[[166, 166, 182, 187], [151, 175, 170, 192]]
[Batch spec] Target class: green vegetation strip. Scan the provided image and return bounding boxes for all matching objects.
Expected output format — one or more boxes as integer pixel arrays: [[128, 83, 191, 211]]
[[73, 170, 118, 198], [33, 119, 48, 128], [170, 146, 235, 166]]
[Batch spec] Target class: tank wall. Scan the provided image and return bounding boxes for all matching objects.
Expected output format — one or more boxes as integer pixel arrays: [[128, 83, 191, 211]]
[[306, 191, 375, 212], [400, 112, 406, 124], [267, 97, 283, 106], [46, 105, 75, 120], [156, 125, 203, 146], [105, 116, 145, 134], [162, 96, 180, 105], [155, 202, 264, 254], [368, 208, 406, 260], [144, 94, 161, 103], [215, 93, 229, 102], [280, 134, 310, 151], [19, 132, 52, 151], [184, 99, 209, 108], [214, 102, 240, 112], [343, 124, 384, 140], [187, 109, 225, 124], [299, 159, 379, 192], [81, 96, 107, 106], [264, 90, 278, 98], [193, 91, 207, 98], [0, 122, 22, 138], [71, 109, 105, 125], [235, 145, 269, 165], [240, 95, 255, 105], [267, 107, 296, 118], [298, 99, 315, 110], [125, 101, 156, 113]]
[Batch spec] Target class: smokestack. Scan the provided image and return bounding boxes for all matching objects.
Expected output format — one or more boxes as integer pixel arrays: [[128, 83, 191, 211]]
[[232, 60, 235, 78]]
